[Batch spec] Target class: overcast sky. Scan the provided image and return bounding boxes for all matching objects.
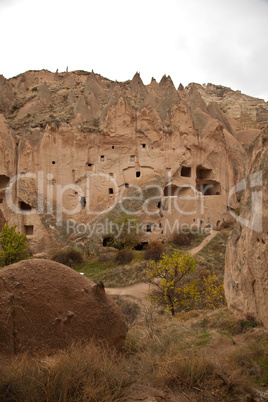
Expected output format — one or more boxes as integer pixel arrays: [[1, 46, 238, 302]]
[[0, 0, 267, 101]]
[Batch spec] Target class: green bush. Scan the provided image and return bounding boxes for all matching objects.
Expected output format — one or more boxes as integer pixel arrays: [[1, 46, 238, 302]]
[[144, 241, 165, 261], [0, 223, 29, 267], [51, 246, 83, 268], [115, 249, 134, 265], [106, 213, 139, 250]]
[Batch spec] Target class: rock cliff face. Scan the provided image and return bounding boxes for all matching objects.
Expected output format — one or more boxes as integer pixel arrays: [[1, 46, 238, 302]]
[[0, 70, 267, 254], [225, 130, 268, 327]]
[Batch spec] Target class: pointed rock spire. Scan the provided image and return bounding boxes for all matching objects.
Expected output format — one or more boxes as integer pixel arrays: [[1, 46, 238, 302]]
[[159, 75, 176, 90], [131, 72, 144, 86]]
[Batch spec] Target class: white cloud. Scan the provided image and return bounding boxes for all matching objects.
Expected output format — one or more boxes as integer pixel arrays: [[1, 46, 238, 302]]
[[0, 0, 267, 100]]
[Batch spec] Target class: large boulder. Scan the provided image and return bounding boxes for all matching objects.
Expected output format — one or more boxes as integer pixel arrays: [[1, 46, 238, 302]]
[[224, 130, 268, 327], [0, 259, 127, 361]]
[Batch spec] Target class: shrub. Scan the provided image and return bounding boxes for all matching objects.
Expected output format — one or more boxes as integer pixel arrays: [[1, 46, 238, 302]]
[[200, 270, 226, 309], [172, 232, 194, 246], [115, 249, 134, 265], [0, 223, 29, 267], [51, 246, 83, 268], [105, 213, 139, 250], [144, 241, 165, 261]]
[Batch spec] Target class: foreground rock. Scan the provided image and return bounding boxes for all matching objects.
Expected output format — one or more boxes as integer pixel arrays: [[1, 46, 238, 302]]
[[225, 130, 268, 327], [0, 259, 127, 360]]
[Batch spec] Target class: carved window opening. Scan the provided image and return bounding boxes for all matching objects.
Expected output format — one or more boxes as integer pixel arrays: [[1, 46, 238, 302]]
[[196, 167, 213, 180], [136, 171, 141, 178], [197, 182, 221, 196], [181, 166, 191, 177], [19, 201, 32, 211], [86, 163, 94, 171], [100, 155, 105, 162], [81, 197, 86, 208], [125, 183, 129, 188], [0, 175, 10, 189], [109, 188, 114, 195], [24, 225, 34, 235], [196, 166, 221, 195], [52, 161, 56, 165], [146, 224, 152, 232]]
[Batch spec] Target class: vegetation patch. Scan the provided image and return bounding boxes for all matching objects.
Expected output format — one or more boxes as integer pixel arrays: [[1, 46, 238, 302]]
[[51, 246, 83, 268], [77, 252, 147, 287], [144, 241, 166, 261], [0, 223, 29, 267], [0, 307, 266, 401]]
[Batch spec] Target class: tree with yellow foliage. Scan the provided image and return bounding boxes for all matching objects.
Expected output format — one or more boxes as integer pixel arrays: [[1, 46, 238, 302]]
[[146, 251, 198, 316]]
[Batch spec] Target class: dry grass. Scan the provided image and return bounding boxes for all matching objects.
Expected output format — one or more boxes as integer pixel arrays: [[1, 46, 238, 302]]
[[0, 308, 265, 401], [0, 342, 129, 402]]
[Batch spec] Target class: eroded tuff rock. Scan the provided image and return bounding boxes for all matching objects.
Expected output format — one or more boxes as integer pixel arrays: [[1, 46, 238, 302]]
[[188, 82, 268, 128], [0, 69, 266, 254], [225, 130, 268, 327], [0, 259, 127, 360]]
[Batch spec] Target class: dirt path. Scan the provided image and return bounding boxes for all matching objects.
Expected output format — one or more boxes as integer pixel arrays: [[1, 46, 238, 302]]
[[188, 230, 217, 256], [106, 231, 217, 301]]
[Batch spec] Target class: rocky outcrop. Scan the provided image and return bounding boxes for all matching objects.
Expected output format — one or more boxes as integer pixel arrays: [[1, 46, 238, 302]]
[[0, 259, 127, 361], [225, 130, 268, 327], [0, 69, 262, 254], [188, 82, 268, 131]]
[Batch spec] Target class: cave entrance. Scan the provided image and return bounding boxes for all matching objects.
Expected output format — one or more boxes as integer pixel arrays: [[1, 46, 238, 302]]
[[0, 210, 6, 232], [196, 182, 221, 195], [19, 201, 32, 211], [0, 175, 10, 190], [196, 167, 213, 180], [103, 236, 114, 247], [134, 242, 148, 250], [196, 166, 221, 195]]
